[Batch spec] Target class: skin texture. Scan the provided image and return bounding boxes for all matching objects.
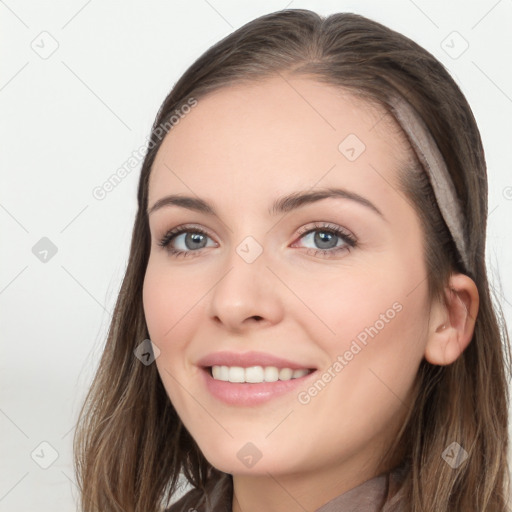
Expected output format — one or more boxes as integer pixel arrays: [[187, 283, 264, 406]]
[[142, 76, 479, 512]]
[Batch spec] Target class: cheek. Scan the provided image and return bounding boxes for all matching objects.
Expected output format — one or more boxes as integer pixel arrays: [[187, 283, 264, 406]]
[[142, 266, 172, 341], [326, 286, 427, 409], [292, 288, 427, 464], [288, 264, 405, 350], [294, 257, 428, 391], [142, 263, 200, 411], [142, 259, 211, 400], [142, 259, 200, 344]]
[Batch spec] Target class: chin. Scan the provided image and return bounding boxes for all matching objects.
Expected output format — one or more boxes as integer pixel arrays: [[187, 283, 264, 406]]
[[193, 436, 298, 476]]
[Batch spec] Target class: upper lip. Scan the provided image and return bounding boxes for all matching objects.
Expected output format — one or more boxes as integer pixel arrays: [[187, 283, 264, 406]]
[[196, 351, 316, 370]]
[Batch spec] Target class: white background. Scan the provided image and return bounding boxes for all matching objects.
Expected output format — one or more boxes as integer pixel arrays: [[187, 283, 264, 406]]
[[1, 1, 511, 510]]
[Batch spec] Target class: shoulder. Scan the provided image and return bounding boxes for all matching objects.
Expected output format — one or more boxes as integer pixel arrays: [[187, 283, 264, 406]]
[[164, 471, 233, 512], [164, 486, 203, 512], [382, 461, 410, 512]]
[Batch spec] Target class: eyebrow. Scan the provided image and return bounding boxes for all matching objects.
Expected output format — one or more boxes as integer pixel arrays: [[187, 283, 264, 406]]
[[147, 187, 385, 220]]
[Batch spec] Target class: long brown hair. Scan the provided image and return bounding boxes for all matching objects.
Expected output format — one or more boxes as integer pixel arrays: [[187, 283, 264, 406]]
[[73, 9, 512, 511]]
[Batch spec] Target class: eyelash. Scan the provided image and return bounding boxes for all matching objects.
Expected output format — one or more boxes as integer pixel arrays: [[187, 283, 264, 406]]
[[157, 222, 357, 259]]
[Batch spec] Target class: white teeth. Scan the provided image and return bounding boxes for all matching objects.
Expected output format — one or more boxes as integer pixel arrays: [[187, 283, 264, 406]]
[[245, 366, 264, 383], [210, 365, 312, 383], [264, 366, 279, 382], [212, 365, 229, 381], [279, 368, 293, 380], [228, 366, 245, 383]]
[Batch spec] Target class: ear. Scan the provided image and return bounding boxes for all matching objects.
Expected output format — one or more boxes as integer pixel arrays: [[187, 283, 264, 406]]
[[424, 273, 479, 366]]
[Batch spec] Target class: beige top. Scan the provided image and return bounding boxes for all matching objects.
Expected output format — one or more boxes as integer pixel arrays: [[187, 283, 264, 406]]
[[166, 462, 409, 511]]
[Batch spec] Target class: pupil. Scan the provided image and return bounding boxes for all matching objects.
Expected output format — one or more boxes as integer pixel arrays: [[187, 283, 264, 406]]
[[186, 233, 206, 249], [315, 231, 337, 249]]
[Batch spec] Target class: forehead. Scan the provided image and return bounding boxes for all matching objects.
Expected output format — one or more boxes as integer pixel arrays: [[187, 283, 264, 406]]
[[148, 76, 410, 206]]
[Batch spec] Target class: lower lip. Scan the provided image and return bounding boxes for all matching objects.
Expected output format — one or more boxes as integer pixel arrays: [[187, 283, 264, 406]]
[[200, 367, 317, 406]]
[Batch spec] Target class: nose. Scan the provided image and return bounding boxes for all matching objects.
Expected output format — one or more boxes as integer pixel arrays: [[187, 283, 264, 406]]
[[207, 244, 284, 333]]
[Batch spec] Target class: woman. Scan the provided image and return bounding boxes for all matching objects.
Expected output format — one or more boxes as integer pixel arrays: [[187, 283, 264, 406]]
[[74, 9, 511, 512]]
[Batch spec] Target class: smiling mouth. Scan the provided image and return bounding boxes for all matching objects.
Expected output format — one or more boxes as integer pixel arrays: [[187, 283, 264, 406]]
[[206, 365, 316, 383]]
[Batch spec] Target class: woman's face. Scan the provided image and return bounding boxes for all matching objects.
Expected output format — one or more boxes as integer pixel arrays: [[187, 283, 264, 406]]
[[143, 76, 431, 479]]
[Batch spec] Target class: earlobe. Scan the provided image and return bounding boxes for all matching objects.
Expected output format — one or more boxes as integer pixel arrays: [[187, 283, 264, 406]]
[[424, 273, 479, 366]]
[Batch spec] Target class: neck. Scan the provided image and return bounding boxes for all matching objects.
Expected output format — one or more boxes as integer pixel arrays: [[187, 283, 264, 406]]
[[230, 453, 398, 512]]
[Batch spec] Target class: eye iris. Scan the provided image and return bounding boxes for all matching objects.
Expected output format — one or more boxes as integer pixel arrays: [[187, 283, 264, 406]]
[[185, 232, 207, 250], [314, 231, 337, 249]]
